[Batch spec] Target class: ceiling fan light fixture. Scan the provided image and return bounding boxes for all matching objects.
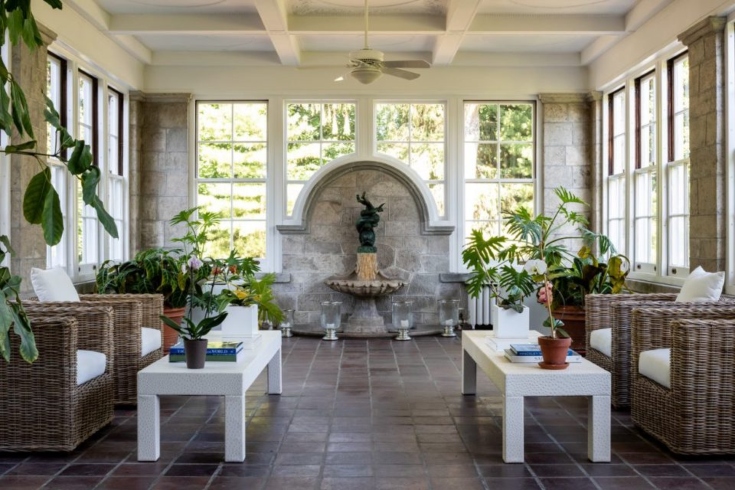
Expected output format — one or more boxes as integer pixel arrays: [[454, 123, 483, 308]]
[[351, 66, 381, 84]]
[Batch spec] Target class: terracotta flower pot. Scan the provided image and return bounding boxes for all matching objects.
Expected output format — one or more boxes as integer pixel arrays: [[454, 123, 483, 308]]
[[184, 338, 207, 369], [552, 305, 586, 355], [538, 335, 572, 370], [162, 306, 186, 353]]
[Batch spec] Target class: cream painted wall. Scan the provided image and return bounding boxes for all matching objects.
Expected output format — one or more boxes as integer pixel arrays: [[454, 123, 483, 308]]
[[589, 0, 735, 90], [144, 65, 588, 97], [33, 0, 145, 90]]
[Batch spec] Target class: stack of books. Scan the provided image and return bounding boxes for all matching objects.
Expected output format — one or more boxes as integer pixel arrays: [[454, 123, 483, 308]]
[[169, 340, 244, 363], [484, 331, 537, 352], [504, 343, 582, 363]]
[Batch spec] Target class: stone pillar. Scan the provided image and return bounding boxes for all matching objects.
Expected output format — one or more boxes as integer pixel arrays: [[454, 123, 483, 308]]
[[589, 91, 603, 235], [128, 91, 145, 255], [9, 24, 56, 293], [538, 93, 594, 244], [138, 93, 191, 251], [678, 17, 726, 272]]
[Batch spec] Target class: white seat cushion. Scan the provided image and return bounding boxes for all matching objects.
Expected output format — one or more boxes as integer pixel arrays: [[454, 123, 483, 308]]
[[590, 328, 612, 357], [639, 348, 671, 389], [76, 350, 107, 386], [676, 266, 725, 303], [141, 327, 162, 357], [31, 267, 80, 302]]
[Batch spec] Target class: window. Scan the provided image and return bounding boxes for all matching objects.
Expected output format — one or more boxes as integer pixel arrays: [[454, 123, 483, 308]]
[[77, 70, 99, 274], [46, 50, 129, 279], [196, 102, 268, 259], [46, 53, 68, 269], [107, 87, 126, 262], [634, 71, 657, 271], [667, 53, 689, 275], [463, 102, 534, 240], [286, 102, 356, 214], [607, 88, 627, 256], [376, 102, 445, 215]]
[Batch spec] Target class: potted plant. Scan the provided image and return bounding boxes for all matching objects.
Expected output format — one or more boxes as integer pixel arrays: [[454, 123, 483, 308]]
[[463, 232, 537, 338], [216, 273, 284, 338], [160, 256, 227, 369]]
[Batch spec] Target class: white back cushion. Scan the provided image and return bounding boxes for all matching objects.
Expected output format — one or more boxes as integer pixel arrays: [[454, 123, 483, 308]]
[[76, 350, 106, 386], [590, 328, 612, 358], [141, 327, 162, 357], [676, 266, 724, 303], [639, 348, 671, 389], [30, 267, 80, 302]]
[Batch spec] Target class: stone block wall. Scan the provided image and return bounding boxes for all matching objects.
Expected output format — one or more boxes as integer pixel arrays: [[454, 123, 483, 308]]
[[679, 17, 727, 272], [9, 25, 55, 294], [272, 168, 463, 326], [137, 93, 191, 251]]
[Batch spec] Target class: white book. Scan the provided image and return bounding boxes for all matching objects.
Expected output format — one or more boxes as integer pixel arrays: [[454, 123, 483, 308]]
[[503, 348, 582, 363], [484, 331, 538, 352]]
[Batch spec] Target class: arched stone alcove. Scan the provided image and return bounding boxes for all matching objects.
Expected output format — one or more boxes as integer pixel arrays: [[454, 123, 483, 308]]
[[272, 158, 462, 327]]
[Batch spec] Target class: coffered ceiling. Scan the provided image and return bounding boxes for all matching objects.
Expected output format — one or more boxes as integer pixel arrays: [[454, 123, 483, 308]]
[[72, 0, 673, 67]]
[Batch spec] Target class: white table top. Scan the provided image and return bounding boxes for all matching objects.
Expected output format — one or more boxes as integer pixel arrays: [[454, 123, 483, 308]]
[[463, 330, 610, 396], [138, 331, 281, 396]]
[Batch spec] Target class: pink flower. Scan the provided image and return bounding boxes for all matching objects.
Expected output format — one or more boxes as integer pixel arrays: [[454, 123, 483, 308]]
[[188, 255, 202, 271], [537, 281, 553, 306]]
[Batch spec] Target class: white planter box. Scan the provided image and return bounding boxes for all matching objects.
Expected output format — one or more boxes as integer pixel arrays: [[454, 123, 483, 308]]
[[492, 304, 530, 339], [221, 305, 260, 339]]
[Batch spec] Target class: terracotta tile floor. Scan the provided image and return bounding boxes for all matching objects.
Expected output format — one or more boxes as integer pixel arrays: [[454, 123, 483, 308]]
[[1, 336, 734, 489]]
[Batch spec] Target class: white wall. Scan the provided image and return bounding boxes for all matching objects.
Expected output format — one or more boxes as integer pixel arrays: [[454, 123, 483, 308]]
[[145, 65, 588, 97], [590, 0, 735, 90], [33, 0, 145, 90]]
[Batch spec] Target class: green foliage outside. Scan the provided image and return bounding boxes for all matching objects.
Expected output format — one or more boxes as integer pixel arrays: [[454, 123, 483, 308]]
[[0, 0, 117, 363]]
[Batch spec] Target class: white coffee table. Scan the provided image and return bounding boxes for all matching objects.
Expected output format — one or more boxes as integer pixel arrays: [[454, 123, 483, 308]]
[[461, 330, 611, 463], [137, 331, 282, 462]]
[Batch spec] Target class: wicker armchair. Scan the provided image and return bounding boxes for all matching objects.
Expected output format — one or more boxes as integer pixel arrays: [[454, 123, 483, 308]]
[[27, 294, 164, 404], [630, 305, 735, 454], [585, 293, 678, 408], [0, 305, 114, 452]]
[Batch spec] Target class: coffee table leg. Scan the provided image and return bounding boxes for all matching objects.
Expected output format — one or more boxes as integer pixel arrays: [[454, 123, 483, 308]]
[[225, 394, 246, 462], [267, 347, 282, 394], [137, 394, 160, 461], [462, 349, 477, 395], [588, 395, 611, 462], [503, 395, 524, 463]]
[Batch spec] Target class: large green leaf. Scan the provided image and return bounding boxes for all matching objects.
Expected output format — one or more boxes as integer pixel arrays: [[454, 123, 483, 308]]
[[22, 167, 51, 224], [0, 290, 13, 362], [41, 187, 63, 245], [0, 79, 13, 134], [11, 308, 37, 363], [9, 78, 33, 138], [68, 140, 92, 175], [4, 140, 36, 153], [0, 235, 15, 255], [43, 0, 64, 9], [90, 195, 119, 239], [81, 165, 100, 203]]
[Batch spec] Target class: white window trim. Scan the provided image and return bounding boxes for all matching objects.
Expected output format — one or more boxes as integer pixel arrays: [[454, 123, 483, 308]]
[[725, 15, 735, 295]]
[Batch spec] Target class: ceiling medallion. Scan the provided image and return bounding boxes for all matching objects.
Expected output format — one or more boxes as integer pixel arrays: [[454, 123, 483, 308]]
[[509, 0, 610, 9], [127, 0, 226, 8]]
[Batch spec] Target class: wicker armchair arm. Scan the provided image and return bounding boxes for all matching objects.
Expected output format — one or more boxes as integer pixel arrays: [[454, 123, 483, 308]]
[[80, 294, 164, 332], [24, 303, 114, 360], [585, 293, 677, 353], [670, 319, 735, 408], [630, 305, 735, 380]]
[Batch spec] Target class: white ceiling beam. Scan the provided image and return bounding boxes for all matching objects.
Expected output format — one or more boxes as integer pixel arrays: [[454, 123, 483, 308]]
[[470, 14, 625, 34], [433, 0, 482, 66], [580, 35, 623, 65], [289, 14, 443, 33], [626, 0, 674, 31], [255, 0, 301, 66], [109, 14, 264, 34]]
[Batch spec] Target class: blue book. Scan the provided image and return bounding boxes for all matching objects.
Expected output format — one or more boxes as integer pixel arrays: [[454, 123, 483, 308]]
[[510, 343, 575, 356], [169, 340, 243, 355]]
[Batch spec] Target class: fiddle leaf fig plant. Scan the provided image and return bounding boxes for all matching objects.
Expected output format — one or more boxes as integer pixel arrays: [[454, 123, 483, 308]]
[[1, 0, 117, 362]]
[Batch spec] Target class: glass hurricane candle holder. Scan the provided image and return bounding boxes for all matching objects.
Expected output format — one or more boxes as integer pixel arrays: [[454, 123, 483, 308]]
[[321, 301, 341, 341], [280, 309, 294, 338], [439, 299, 459, 337], [393, 300, 413, 341]]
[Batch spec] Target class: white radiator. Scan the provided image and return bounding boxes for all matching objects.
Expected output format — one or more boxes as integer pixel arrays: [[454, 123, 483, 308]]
[[467, 284, 496, 328]]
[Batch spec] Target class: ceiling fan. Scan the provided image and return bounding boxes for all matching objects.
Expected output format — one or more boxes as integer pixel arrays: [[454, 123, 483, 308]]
[[337, 0, 431, 84]]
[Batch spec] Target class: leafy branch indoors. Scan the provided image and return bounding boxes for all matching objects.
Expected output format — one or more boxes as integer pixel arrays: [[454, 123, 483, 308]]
[[0, 0, 118, 363]]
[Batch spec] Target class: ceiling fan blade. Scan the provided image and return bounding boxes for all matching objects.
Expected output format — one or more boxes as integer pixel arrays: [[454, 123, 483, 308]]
[[382, 60, 431, 69], [381, 67, 420, 81]]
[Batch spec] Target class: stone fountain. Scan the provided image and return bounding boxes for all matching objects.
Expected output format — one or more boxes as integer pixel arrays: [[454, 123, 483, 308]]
[[325, 193, 406, 335]]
